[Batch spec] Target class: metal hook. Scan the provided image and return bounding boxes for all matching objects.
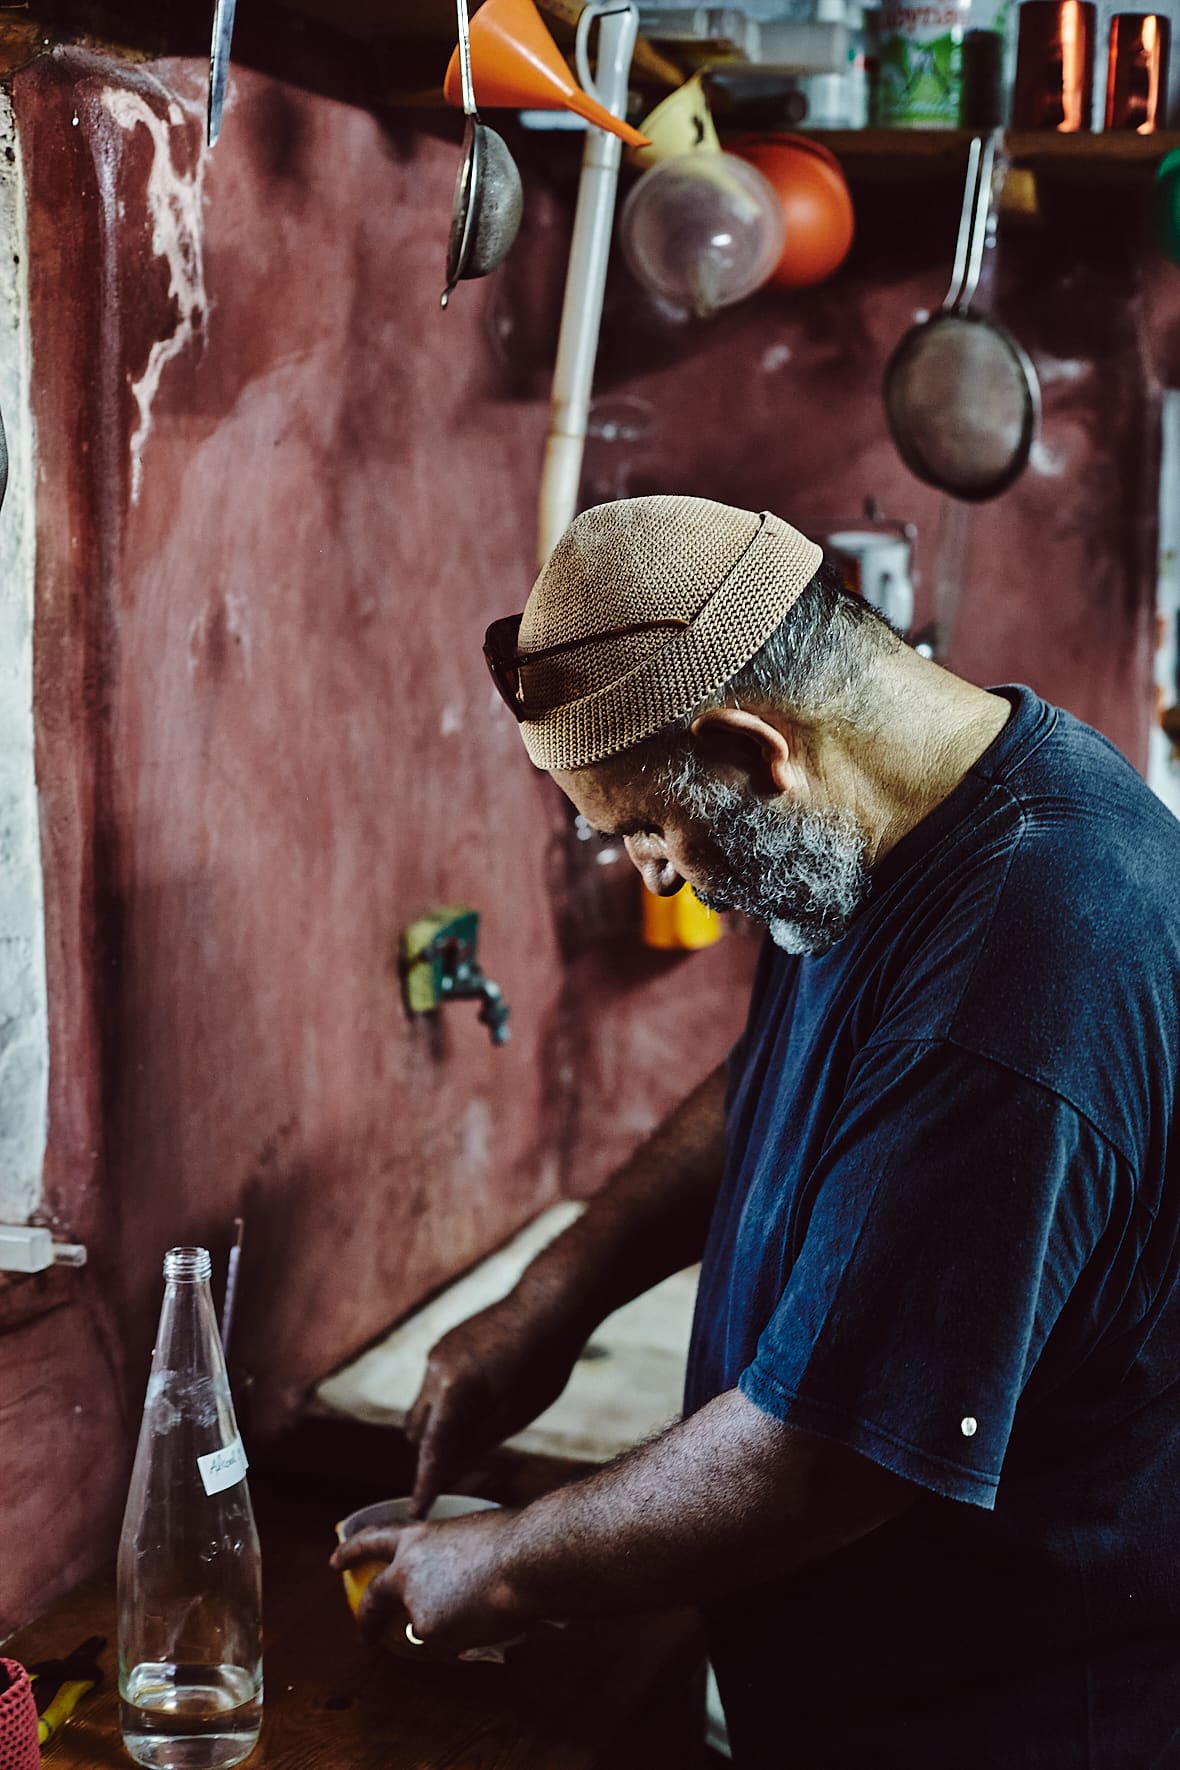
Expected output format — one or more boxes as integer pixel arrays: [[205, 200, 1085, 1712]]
[[942, 132, 999, 315]]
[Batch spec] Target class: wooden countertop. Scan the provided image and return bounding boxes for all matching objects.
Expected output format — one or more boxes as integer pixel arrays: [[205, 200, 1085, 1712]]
[[4, 1442, 706, 1769]]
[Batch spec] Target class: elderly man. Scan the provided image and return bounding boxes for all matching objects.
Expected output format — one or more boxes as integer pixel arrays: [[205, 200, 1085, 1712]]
[[333, 497, 1180, 1768]]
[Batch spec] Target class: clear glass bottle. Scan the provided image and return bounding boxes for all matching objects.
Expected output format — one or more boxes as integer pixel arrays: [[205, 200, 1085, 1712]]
[[118, 1247, 263, 1770]]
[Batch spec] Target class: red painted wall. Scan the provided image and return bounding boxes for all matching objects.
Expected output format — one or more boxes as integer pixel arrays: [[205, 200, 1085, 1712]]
[[0, 45, 1168, 1632]]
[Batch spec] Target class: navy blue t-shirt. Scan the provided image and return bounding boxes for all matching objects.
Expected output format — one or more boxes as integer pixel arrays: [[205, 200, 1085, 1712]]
[[686, 687, 1180, 1769]]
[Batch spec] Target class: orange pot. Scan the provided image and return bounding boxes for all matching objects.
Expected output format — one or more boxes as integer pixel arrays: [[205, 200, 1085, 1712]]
[[732, 133, 855, 290]]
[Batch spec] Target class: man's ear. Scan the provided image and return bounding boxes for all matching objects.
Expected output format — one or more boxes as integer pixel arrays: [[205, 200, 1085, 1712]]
[[689, 707, 794, 797]]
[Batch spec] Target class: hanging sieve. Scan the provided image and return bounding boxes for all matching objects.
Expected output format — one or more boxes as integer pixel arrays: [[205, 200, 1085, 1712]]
[[883, 135, 1040, 502], [441, 0, 524, 308]]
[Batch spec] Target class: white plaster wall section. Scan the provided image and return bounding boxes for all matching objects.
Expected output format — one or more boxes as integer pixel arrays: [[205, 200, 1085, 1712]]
[[1035, 358, 1089, 387], [1029, 435, 1067, 478], [1029, 359, 1090, 480], [101, 87, 209, 505], [0, 88, 47, 1224]]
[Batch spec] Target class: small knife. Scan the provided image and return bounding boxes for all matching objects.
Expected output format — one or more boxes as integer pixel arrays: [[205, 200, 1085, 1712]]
[[207, 0, 238, 147]]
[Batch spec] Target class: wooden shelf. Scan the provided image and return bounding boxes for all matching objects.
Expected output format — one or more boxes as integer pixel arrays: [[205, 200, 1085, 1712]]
[[1008, 128, 1180, 164], [800, 127, 1180, 184]]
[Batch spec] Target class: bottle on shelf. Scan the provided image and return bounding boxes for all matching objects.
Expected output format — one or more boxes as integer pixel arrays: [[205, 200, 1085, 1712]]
[[117, 1246, 262, 1770], [868, 0, 972, 125]]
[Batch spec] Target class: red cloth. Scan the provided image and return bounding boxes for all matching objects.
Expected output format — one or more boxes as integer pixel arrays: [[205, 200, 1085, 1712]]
[[0, 1659, 39, 1770]]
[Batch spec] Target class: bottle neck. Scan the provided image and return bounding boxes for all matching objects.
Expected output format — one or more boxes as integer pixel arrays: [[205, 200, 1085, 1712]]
[[152, 1247, 225, 1384], [163, 1246, 213, 1284]]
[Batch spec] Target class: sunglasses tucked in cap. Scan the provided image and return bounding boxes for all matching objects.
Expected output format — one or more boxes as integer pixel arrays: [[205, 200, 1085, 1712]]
[[483, 495, 823, 771]]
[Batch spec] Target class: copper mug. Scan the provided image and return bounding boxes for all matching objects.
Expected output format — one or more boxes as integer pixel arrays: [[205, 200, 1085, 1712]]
[[1105, 13, 1169, 130], [1012, 0, 1097, 129]]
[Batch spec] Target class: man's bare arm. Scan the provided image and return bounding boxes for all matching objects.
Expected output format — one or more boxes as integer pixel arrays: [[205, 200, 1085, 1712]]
[[407, 1061, 728, 1510], [511, 1059, 728, 1335], [337, 1389, 916, 1650]]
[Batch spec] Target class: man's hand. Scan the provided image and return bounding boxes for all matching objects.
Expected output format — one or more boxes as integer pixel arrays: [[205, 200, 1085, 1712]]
[[405, 1292, 587, 1515], [405, 1064, 730, 1515], [336, 1389, 914, 1656], [330, 1509, 530, 1655]]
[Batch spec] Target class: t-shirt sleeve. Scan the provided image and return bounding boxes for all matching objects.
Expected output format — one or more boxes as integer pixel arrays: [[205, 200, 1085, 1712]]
[[738, 1036, 1121, 1508]]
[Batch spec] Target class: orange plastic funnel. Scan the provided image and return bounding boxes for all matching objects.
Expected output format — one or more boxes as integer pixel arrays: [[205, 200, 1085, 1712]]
[[444, 0, 650, 149]]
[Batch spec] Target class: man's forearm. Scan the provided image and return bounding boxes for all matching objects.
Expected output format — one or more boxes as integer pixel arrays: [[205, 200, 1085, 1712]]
[[399, 1065, 730, 1513], [338, 1383, 917, 1651], [512, 1061, 729, 1337], [339, 1389, 916, 1650], [499, 1390, 914, 1621]]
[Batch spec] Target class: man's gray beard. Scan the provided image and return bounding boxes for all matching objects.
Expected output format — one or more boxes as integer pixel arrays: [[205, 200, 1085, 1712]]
[[688, 785, 869, 956]]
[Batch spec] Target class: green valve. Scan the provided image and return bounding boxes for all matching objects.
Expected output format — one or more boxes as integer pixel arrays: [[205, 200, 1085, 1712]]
[[400, 907, 511, 1046]]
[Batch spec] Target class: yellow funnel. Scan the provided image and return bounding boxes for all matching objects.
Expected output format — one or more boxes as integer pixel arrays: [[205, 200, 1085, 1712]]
[[630, 73, 721, 169]]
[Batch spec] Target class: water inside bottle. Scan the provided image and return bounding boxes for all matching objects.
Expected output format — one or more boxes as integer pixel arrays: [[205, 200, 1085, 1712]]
[[120, 1660, 262, 1770]]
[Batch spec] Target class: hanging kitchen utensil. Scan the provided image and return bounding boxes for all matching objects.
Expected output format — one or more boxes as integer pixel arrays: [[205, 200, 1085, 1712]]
[[882, 134, 1040, 502], [619, 151, 785, 318], [444, 0, 651, 147], [536, 4, 642, 563], [206, 0, 238, 147], [441, 0, 524, 309], [733, 134, 856, 291], [630, 71, 721, 168]]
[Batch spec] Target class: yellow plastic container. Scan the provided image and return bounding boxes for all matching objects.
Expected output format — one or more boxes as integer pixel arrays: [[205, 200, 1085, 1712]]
[[641, 882, 722, 950]]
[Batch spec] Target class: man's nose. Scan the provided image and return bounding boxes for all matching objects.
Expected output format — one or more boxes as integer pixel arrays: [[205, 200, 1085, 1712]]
[[624, 837, 684, 898]]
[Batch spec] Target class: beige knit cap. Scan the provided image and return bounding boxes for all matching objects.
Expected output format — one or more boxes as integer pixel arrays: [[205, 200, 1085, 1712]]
[[510, 495, 823, 771]]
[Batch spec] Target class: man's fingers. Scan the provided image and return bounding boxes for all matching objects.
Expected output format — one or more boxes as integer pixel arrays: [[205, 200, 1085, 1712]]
[[355, 1563, 407, 1642], [407, 1356, 494, 1514], [411, 1425, 447, 1518], [330, 1525, 404, 1571], [404, 1379, 435, 1447], [406, 1350, 461, 1443]]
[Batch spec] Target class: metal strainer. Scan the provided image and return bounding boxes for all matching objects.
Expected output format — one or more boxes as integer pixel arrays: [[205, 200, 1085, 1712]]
[[441, 0, 524, 309], [883, 135, 1040, 502]]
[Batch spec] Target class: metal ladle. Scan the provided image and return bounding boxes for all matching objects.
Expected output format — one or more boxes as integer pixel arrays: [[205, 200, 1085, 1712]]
[[441, 0, 524, 309]]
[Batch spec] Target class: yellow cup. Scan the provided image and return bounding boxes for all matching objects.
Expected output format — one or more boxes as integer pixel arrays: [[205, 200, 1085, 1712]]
[[339, 1557, 385, 1617]]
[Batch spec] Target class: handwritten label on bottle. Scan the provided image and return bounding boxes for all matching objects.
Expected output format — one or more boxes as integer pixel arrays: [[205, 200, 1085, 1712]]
[[197, 1434, 249, 1497]]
